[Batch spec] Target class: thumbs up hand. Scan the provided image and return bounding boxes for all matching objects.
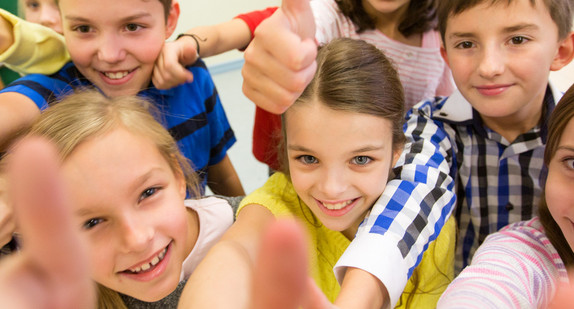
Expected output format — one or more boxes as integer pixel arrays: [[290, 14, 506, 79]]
[[242, 0, 318, 114]]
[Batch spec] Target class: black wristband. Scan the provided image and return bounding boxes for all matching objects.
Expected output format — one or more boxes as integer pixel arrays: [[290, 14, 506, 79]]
[[176, 33, 205, 57]]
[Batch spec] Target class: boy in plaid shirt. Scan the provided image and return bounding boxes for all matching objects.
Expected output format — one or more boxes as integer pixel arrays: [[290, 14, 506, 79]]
[[240, 0, 574, 306]]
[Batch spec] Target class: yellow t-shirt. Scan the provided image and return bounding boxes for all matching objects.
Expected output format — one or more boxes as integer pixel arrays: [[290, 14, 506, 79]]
[[0, 9, 69, 75], [238, 172, 455, 308]]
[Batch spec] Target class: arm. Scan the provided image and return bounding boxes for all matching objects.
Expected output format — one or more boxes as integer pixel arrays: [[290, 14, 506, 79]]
[[0, 12, 14, 55], [241, 0, 318, 114], [0, 92, 41, 151], [0, 9, 69, 76], [334, 100, 457, 309], [0, 171, 15, 248], [153, 7, 279, 90], [153, 19, 251, 89], [0, 138, 94, 309], [437, 222, 561, 308], [207, 154, 245, 197], [178, 204, 274, 308]]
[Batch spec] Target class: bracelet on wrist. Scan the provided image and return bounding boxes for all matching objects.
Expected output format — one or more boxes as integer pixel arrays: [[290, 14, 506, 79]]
[[176, 33, 206, 57]]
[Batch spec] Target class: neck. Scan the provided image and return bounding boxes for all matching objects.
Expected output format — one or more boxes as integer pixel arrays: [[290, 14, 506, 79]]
[[184, 208, 200, 257], [362, 0, 422, 46], [481, 100, 545, 143]]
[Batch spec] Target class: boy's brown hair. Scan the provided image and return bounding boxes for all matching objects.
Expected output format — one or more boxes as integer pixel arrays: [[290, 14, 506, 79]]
[[56, 0, 173, 20], [437, 0, 573, 41]]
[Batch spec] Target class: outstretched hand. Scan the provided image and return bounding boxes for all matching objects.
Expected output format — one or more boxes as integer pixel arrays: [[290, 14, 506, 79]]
[[241, 0, 318, 114], [153, 38, 198, 90], [251, 219, 335, 309], [0, 138, 94, 309]]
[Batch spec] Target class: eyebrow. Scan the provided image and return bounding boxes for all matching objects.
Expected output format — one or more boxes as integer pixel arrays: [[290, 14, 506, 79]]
[[448, 23, 540, 40], [556, 145, 574, 153], [287, 144, 386, 153], [74, 167, 164, 217], [65, 12, 152, 23]]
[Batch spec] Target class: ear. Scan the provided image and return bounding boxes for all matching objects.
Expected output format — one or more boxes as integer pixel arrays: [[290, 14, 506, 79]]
[[440, 44, 450, 68], [175, 167, 187, 199], [391, 146, 402, 168], [550, 31, 574, 71], [165, 0, 180, 38]]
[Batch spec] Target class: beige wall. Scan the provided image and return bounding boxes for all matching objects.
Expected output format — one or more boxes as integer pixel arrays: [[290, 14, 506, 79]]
[[174, 0, 280, 66]]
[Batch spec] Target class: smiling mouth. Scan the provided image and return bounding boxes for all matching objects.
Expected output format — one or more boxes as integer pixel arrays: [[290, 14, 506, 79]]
[[319, 199, 357, 210], [102, 70, 134, 80], [123, 246, 168, 275]]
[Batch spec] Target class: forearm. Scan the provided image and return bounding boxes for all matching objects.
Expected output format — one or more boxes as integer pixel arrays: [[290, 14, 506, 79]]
[[182, 19, 251, 58], [179, 205, 273, 308], [336, 267, 389, 309], [335, 102, 457, 307], [0, 9, 68, 75], [0, 13, 14, 55], [0, 93, 41, 152], [207, 155, 245, 196]]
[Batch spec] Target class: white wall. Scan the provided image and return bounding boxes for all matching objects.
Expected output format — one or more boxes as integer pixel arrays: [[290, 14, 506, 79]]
[[174, 0, 280, 67]]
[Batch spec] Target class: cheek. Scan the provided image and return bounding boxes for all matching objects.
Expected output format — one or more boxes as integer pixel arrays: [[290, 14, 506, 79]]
[[87, 239, 114, 283], [545, 172, 573, 219], [133, 36, 165, 65]]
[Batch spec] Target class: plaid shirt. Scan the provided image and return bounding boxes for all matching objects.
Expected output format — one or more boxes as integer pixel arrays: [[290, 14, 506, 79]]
[[335, 85, 560, 306]]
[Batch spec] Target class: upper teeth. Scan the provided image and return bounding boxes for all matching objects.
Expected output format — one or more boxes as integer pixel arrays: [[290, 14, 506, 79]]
[[321, 200, 353, 210], [104, 71, 129, 80], [129, 247, 167, 273]]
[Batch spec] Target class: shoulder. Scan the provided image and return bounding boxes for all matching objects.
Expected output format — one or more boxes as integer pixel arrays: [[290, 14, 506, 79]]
[[475, 218, 560, 268], [185, 196, 234, 230], [239, 172, 301, 217]]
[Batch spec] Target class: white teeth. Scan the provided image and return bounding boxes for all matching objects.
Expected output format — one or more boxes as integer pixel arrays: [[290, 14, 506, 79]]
[[321, 200, 353, 210], [104, 71, 129, 79], [128, 247, 168, 274]]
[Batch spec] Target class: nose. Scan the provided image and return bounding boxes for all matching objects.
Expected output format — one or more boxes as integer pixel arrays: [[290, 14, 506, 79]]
[[39, 6, 62, 33], [119, 216, 154, 253], [317, 166, 348, 198], [477, 45, 505, 79], [97, 34, 127, 64]]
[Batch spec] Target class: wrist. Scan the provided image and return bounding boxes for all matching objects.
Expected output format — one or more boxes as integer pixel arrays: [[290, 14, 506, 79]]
[[176, 33, 205, 57]]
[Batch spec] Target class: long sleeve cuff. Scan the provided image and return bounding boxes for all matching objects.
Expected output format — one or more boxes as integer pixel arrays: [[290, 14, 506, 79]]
[[334, 232, 408, 309], [0, 9, 69, 75]]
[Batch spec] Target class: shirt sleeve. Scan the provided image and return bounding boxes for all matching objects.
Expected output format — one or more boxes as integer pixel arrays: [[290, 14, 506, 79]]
[[234, 7, 278, 38], [436, 221, 562, 309], [188, 61, 236, 166], [334, 99, 457, 308], [0, 9, 69, 75]]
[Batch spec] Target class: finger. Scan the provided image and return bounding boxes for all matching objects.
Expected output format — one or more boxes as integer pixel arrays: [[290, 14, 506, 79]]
[[303, 278, 335, 309], [251, 219, 309, 309], [281, 0, 315, 40], [252, 15, 317, 72], [8, 137, 94, 308]]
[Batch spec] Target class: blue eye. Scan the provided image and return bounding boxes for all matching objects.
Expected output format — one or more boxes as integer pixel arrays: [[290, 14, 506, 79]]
[[298, 155, 318, 165], [565, 158, 574, 170], [83, 218, 103, 230], [139, 187, 158, 202], [352, 156, 372, 165]]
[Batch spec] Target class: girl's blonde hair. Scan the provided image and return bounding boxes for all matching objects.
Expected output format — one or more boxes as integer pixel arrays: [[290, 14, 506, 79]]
[[27, 88, 200, 308]]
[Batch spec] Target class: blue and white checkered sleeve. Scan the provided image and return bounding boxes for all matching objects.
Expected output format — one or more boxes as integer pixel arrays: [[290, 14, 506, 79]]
[[334, 99, 457, 307]]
